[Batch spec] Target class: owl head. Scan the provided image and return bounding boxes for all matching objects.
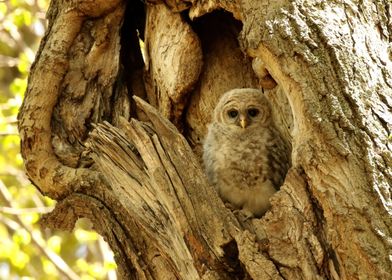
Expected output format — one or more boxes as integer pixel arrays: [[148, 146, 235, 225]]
[[213, 88, 271, 130]]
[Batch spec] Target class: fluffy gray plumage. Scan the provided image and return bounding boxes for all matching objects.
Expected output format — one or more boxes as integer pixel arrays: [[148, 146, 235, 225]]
[[203, 88, 290, 217]]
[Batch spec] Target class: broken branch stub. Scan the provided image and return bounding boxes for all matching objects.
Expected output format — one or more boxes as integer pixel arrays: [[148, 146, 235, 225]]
[[82, 96, 247, 278]]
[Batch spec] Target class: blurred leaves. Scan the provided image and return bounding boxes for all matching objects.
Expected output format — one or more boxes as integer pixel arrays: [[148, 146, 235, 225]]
[[0, 0, 116, 279]]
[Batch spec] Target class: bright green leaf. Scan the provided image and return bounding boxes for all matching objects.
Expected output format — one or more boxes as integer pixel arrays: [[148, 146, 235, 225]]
[[42, 257, 58, 276], [10, 251, 29, 269], [12, 228, 31, 246], [20, 212, 40, 225], [43, 196, 56, 206], [75, 229, 99, 243], [89, 263, 105, 278], [17, 52, 32, 75], [47, 235, 62, 253], [37, 0, 49, 10], [0, 3, 7, 19], [10, 0, 26, 8], [104, 260, 117, 270], [0, 224, 9, 239], [81, 274, 95, 280], [15, 153, 23, 166], [12, 8, 32, 27], [76, 259, 89, 272], [0, 239, 17, 259], [9, 78, 27, 96]]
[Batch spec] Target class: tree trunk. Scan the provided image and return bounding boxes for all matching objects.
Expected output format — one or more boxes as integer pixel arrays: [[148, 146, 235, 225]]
[[18, 0, 392, 279]]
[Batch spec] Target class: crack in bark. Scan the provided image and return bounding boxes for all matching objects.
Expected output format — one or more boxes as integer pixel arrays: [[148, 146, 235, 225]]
[[302, 171, 341, 280], [221, 240, 247, 279], [20, 0, 392, 278], [371, 108, 390, 136], [265, 257, 287, 280]]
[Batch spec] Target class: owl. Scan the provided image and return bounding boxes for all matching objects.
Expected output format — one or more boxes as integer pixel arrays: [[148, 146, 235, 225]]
[[203, 88, 290, 218]]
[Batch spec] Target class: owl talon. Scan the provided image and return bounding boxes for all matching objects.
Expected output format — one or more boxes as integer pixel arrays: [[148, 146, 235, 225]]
[[224, 202, 236, 211], [241, 209, 254, 221], [233, 209, 254, 223]]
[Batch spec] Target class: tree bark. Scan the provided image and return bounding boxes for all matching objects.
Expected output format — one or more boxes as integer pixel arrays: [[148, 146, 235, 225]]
[[19, 0, 392, 279]]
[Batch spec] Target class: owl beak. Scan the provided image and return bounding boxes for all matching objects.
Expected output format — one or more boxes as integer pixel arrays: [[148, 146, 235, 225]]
[[240, 117, 247, 128]]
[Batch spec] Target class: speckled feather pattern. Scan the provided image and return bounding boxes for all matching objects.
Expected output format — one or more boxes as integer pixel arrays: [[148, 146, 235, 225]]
[[203, 88, 290, 217]]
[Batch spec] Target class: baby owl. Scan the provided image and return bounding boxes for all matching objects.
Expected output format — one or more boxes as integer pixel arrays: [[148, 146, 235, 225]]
[[203, 88, 290, 218]]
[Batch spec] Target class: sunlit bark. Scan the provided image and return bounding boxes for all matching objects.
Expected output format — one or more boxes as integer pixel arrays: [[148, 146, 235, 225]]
[[19, 0, 392, 279]]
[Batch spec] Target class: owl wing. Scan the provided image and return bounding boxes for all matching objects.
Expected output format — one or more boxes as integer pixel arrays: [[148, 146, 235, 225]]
[[268, 127, 291, 188], [202, 124, 219, 186]]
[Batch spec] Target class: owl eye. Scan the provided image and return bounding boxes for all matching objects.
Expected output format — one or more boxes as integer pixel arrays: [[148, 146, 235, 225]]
[[247, 108, 259, 117], [227, 109, 238, 118]]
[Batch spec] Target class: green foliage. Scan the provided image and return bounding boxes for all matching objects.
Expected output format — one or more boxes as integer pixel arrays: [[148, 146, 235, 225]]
[[0, 1, 116, 279]]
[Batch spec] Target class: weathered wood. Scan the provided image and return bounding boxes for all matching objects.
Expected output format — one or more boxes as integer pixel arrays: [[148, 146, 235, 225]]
[[85, 97, 247, 279], [18, 0, 125, 198], [241, 0, 392, 277], [144, 3, 203, 128], [19, 0, 392, 279]]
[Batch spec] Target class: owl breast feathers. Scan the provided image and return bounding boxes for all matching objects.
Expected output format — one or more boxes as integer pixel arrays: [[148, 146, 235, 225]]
[[203, 88, 290, 217]]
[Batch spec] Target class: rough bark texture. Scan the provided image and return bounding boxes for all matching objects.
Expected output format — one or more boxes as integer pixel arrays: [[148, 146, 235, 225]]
[[19, 0, 392, 279]]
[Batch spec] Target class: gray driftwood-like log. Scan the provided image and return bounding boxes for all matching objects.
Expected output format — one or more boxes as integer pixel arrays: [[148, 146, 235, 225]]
[[19, 0, 392, 279]]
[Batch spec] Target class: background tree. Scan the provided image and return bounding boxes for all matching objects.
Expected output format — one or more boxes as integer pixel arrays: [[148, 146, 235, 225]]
[[0, 1, 116, 279], [18, 0, 392, 279]]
